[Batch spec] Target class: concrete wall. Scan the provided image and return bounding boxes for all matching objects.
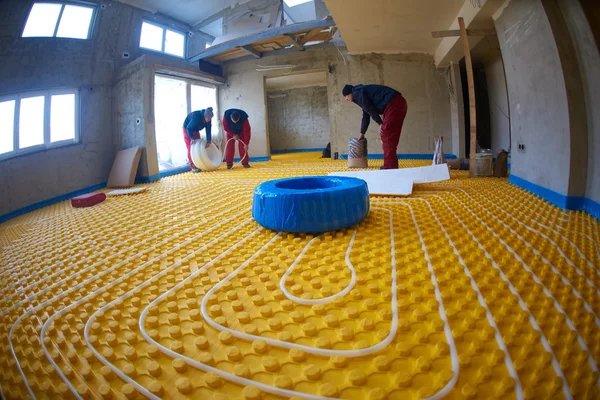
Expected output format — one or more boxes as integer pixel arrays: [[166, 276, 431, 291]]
[[557, 0, 600, 203], [0, 0, 211, 217], [113, 57, 149, 176], [448, 63, 465, 158], [484, 54, 510, 156], [494, 0, 587, 197], [0, 0, 118, 217], [220, 47, 452, 158], [267, 86, 330, 151]]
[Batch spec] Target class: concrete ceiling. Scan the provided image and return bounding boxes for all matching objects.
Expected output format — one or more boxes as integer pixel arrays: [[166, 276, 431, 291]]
[[115, 0, 254, 26], [324, 0, 467, 54]]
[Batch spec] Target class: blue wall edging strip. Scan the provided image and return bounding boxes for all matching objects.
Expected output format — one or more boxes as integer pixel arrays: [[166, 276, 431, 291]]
[[508, 174, 570, 209], [0, 182, 107, 224], [339, 154, 458, 160], [581, 197, 600, 220], [231, 156, 270, 162], [272, 148, 325, 154], [509, 174, 600, 219]]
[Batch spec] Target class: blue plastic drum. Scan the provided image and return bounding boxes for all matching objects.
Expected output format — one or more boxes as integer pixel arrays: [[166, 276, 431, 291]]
[[252, 176, 370, 233]]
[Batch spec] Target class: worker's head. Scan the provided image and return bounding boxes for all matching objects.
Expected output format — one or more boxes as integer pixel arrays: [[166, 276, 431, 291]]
[[231, 111, 241, 123], [204, 107, 214, 122], [342, 85, 354, 101], [342, 84, 354, 102]]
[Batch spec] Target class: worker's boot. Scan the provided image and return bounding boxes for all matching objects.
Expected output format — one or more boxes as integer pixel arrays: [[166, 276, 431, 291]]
[[227, 165, 233, 169], [243, 164, 251, 168]]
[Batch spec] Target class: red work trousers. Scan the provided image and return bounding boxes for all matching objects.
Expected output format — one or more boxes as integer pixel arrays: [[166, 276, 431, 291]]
[[183, 128, 200, 169], [225, 130, 251, 166], [380, 95, 408, 169]]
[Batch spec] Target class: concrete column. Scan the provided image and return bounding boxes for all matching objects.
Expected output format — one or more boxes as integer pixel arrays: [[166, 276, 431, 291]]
[[449, 63, 466, 158]]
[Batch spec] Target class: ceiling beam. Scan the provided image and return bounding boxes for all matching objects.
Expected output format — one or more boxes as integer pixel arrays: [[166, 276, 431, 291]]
[[284, 34, 304, 50], [240, 45, 262, 59], [192, 9, 226, 31], [431, 29, 497, 38], [188, 18, 335, 62]]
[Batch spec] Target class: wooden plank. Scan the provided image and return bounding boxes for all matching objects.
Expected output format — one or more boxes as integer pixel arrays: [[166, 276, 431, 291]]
[[240, 45, 262, 59], [189, 18, 335, 61], [284, 34, 304, 50], [299, 31, 330, 44], [328, 26, 338, 40], [459, 17, 477, 177], [431, 28, 497, 38], [298, 27, 326, 45]]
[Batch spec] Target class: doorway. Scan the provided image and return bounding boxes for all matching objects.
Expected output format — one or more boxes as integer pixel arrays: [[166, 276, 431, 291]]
[[264, 71, 331, 154], [154, 75, 219, 172], [460, 35, 511, 159]]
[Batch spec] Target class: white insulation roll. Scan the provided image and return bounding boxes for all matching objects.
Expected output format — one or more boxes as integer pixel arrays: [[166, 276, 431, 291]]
[[191, 140, 223, 171]]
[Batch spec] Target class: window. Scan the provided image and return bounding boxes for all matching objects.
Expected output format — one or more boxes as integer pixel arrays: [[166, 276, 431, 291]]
[[22, 2, 95, 40], [0, 90, 79, 160], [19, 96, 45, 149], [0, 101, 15, 155], [284, 0, 312, 7], [140, 21, 185, 58]]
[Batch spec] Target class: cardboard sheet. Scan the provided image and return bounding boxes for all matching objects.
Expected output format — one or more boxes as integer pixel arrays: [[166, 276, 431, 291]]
[[107, 147, 142, 188]]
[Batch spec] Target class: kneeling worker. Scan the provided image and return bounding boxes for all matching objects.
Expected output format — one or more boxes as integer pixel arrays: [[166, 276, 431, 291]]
[[223, 108, 251, 169], [342, 84, 408, 170], [183, 107, 214, 172]]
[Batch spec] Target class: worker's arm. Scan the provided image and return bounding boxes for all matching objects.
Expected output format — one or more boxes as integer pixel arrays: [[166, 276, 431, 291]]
[[361, 111, 371, 135], [356, 90, 383, 134], [205, 120, 212, 143], [242, 119, 251, 139], [222, 117, 231, 135]]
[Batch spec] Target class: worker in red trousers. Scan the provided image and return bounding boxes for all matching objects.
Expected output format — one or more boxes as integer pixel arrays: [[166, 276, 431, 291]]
[[342, 84, 408, 169], [223, 109, 251, 169], [183, 107, 214, 172]]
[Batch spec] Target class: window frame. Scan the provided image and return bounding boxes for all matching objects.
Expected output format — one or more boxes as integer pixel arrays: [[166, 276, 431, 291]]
[[21, 1, 98, 40], [0, 89, 81, 162], [140, 20, 187, 59]]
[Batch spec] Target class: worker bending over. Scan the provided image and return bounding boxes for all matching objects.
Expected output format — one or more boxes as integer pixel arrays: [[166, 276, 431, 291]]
[[183, 107, 214, 172], [342, 84, 408, 169], [223, 108, 252, 169]]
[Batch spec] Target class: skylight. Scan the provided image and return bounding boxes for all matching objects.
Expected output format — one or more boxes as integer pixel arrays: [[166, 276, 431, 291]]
[[22, 3, 95, 40], [284, 0, 312, 7]]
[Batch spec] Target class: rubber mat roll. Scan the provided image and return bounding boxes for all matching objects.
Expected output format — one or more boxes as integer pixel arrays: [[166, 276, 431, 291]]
[[252, 176, 370, 233]]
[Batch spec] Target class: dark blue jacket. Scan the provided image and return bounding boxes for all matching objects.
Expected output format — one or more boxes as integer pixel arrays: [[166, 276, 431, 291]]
[[224, 109, 249, 135], [351, 84, 400, 134], [183, 109, 212, 141]]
